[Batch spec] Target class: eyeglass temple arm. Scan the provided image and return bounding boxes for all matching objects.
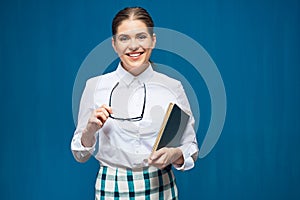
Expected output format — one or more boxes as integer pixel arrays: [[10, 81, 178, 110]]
[[141, 83, 146, 118]]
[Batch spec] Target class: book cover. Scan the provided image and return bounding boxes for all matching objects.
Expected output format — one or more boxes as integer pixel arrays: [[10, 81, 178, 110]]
[[152, 103, 190, 152]]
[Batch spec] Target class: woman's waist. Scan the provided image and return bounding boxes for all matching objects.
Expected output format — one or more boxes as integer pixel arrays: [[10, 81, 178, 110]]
[[99, 163, 172, 176]]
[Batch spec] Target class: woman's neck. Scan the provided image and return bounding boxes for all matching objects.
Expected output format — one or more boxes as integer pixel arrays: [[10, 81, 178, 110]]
[[121, 62, 150, 76]]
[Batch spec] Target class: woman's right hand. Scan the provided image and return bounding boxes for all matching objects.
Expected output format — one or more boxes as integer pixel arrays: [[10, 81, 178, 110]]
[[81, 104, 113, 147]]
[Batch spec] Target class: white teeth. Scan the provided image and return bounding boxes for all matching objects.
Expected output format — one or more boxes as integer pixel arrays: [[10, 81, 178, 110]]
[[129, 53, 141, 57]]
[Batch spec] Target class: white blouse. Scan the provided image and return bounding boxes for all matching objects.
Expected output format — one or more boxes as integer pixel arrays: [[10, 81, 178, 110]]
[[71, 63, 199, 170]]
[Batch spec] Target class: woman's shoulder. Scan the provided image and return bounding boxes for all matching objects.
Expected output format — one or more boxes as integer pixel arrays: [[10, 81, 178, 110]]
[[86, 71, 117, 86], [151, 71, 182, 88]]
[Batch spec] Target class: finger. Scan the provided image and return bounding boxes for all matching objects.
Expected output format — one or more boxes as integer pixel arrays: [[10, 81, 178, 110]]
[[95, 108, 110, 118], [150, 163, 164, 169], [150, 148, 167, 160], [95, 112, 109, 123], [150, 154, 168, 168], [88, 116, 103, 128], [101, 104, 113, 114], [149, 158, 168, 170], [95, 119, 103, 127], [95, 105, 113, 115]]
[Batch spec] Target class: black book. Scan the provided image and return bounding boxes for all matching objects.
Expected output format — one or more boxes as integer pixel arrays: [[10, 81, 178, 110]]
[[152, 103, 190, 152]]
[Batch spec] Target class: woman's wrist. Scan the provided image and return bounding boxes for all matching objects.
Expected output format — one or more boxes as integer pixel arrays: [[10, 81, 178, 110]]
[[172, 148, 184, 166], [173, 155, 184, 166], [81, 128, 96, 147]]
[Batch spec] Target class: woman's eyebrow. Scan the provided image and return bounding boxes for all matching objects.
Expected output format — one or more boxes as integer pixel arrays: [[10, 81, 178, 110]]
[[136, 32, 148, 36], [117, 31, 148, 37], [117, 33, 129, 37]]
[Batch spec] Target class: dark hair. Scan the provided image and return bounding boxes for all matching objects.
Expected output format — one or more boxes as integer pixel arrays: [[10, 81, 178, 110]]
[[112, 7, 154, 37]]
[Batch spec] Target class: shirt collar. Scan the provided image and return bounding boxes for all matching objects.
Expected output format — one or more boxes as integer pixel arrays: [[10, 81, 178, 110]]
[[116, 62, 154, 86]]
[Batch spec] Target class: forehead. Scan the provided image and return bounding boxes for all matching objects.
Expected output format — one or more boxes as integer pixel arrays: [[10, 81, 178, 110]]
[[116, 19, 149, 35]]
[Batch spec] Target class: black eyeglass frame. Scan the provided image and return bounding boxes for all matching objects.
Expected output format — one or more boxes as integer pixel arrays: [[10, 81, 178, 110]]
[[108, 82, 146, 121]]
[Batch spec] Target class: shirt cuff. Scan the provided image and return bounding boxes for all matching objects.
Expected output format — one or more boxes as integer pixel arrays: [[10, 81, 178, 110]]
[[173, 155, 194, 171], [173, 144, 198, 171], [71, 132, 96, 158]]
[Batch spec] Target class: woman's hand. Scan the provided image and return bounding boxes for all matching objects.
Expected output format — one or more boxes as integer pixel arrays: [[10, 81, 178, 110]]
[[148, 147, 184, 169], [81, 104, 112, 147]]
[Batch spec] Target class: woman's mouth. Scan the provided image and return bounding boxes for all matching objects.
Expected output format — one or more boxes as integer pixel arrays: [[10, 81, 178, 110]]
[[126, 52, 144, 58]]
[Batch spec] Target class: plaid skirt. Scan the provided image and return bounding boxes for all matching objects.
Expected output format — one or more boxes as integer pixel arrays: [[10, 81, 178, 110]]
[[95, 165, 178, 200]]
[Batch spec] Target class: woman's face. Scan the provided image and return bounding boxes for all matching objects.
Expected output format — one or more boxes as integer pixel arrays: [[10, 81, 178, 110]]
[[112, 19, 156, 75]]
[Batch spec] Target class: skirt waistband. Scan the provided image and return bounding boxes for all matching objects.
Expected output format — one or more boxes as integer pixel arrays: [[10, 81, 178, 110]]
[[100, 164, 172, 175]]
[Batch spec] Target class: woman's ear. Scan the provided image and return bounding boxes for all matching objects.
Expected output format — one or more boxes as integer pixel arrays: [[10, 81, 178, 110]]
[[151, 33, 157, 49], [112, 37, 117, 53]]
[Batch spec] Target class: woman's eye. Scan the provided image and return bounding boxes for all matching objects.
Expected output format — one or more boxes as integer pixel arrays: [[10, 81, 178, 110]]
[[137, 34, 147, 40], [119, 36, 129, 42]]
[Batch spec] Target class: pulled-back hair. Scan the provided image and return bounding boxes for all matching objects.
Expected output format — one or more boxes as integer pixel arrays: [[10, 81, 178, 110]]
[[112, 7, 154, 37]]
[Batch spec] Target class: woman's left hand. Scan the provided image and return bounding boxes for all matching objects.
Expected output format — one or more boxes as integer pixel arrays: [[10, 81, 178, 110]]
[[148, 147, 184, 169]]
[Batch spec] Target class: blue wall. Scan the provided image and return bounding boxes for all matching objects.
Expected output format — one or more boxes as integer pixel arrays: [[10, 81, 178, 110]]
[[1, 0, 299, 199]]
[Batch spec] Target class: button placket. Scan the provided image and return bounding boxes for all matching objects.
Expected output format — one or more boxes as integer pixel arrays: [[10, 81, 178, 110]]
[[134, 134, 141, 154]]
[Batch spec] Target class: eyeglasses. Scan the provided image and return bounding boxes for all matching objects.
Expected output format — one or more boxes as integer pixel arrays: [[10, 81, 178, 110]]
[[109, 82, 146, 121]]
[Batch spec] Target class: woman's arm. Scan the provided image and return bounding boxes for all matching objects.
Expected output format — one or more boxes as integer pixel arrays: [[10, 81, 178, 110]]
[[71, 77, 112, 163]]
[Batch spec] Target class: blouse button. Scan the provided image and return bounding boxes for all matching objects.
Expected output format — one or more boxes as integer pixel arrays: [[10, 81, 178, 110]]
[[134, 140, 140, 147]]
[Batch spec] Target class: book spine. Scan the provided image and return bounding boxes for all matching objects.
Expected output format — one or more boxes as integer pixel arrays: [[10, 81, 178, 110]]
[[151, 103, 174, 152]]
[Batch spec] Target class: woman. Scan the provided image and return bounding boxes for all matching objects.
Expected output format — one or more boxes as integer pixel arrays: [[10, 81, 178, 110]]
[[71, 7, 199, 200]]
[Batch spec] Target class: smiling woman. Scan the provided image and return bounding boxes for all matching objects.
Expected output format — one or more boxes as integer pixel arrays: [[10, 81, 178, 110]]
[[71, 6, 199, 200], [112, 10, 156, 76]]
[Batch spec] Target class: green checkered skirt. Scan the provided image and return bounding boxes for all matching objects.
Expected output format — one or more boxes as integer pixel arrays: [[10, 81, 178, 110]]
[[95, 165, 178, 200]]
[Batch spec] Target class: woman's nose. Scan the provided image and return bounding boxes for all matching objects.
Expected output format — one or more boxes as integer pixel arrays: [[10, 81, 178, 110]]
[[128, 39, 139, 51]]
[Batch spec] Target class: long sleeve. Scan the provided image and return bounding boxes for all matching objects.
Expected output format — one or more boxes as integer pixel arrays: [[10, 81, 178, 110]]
[[71, 77, 98, 162], [173, 82, 199, 171]]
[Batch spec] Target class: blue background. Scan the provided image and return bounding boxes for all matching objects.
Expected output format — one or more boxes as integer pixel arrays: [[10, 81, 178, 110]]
[[1, 0, 300, 199]]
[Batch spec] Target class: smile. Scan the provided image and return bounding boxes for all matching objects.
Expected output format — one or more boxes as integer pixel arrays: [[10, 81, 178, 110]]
[[126, 52, 144, 58]]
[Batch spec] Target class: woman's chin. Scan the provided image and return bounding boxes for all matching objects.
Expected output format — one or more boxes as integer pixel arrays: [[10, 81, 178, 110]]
[[122, 62, 149, 75]]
